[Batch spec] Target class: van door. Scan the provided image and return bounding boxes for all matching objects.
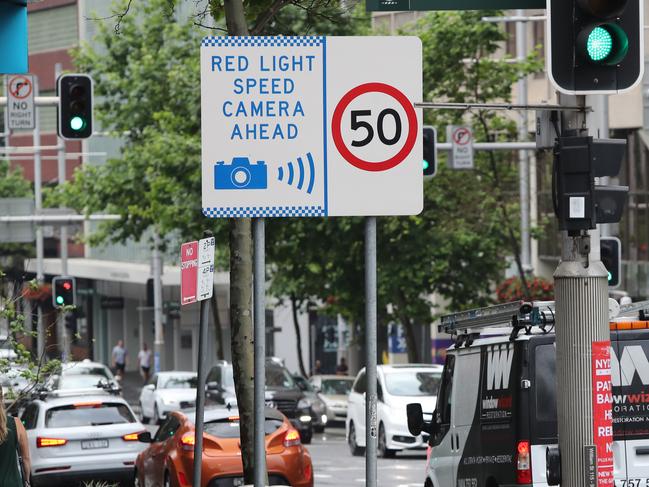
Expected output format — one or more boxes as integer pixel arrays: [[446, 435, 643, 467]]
[[611, 332, 649, 486], [428, 354, 456, 487]]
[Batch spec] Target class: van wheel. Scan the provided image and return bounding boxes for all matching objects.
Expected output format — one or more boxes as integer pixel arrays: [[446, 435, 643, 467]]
[[378, 423, 396, 458], [139, 402, 149, 424], [348, 422, 365, 456]]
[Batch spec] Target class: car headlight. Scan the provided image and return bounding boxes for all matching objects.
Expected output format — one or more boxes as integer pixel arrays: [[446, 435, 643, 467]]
[[312, 400, 326, 414], [297, 398, 310, 410]]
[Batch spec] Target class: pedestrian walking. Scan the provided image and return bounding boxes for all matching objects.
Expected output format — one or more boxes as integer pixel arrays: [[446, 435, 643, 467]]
[[112, 339, 128, 380], [138, 342, 152, 384], [0, 389, 31, 486]]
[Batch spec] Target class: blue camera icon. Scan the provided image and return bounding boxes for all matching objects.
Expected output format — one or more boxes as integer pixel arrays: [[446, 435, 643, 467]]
[[214, 157, 268, 190]]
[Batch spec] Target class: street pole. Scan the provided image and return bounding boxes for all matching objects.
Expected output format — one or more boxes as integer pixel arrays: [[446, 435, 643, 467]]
[[553, 94, 612, 487], [365, 216, 377, 487], [192, 260, 211, 487], [55, 63, 71, 361], [33, 76, 45, 358], [516, 11, 532, 273], [253, 217, 267, 487], [152, 231, 164, 373]]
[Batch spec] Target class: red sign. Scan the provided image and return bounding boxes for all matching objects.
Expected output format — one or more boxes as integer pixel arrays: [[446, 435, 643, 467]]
[[451, 126, 472, 146], [180, 241, 198, 306], [592, 340, 614, 487]]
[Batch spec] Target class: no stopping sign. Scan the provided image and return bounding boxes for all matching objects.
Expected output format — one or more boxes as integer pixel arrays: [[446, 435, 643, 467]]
[[331, 82, 418, 172]]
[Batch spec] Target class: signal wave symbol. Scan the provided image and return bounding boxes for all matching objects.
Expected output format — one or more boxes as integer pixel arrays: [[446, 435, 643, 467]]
[[277, 152, 316, 194]]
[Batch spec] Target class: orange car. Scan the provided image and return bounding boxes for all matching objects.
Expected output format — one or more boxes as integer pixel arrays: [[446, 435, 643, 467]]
[[134, 405, 313, 487]]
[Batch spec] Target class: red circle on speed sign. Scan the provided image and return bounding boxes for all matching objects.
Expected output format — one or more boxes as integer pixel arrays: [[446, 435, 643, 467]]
[[331, 82, 418, 172]]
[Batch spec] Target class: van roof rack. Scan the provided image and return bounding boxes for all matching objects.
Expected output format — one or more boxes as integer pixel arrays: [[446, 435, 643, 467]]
[[440, 298, 649, 337]]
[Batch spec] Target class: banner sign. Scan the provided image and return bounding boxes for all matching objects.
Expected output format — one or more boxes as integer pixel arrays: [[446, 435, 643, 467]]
[[366, 0, 544, 11], [591, 340, 614, 487]]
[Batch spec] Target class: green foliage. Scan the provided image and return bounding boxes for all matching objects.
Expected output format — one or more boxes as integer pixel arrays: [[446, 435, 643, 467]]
[[0, 159, 34, 260]]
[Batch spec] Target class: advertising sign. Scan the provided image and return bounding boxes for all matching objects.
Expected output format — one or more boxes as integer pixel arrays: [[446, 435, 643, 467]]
[[201, 36, 422, 218], [591, 340, 614, 487]]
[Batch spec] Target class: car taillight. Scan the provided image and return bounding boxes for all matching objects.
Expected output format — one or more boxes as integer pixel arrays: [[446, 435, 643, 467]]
[[122, 432, 143, 441], [426, 445, 432, 464], [180, 432, 195, 452], [73, 402, 102, 408], [37, 437, 67, 448], [178, 471, 190, 486], [516, 440, 532, 484], [284, 429, 301, 447], [304, 460, 312, 481]]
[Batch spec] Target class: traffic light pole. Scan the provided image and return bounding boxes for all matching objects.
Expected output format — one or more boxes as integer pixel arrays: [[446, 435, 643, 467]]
[[152, 231, 164, 373], [553, 93, 613, 487], [587, 94, 611, 237]]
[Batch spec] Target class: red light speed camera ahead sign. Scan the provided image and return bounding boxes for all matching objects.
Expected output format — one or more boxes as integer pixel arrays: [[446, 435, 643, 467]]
[[200, 36, 423, 218]]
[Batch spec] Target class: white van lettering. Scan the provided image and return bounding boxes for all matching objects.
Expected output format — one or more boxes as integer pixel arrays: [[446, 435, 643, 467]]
[[610, 346, 649, 387], [486, 344, 513, 390]]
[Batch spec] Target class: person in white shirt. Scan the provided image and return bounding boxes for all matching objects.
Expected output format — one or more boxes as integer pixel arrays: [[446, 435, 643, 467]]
[[137, 343, 152, 384], [112, 339, 127, 378]]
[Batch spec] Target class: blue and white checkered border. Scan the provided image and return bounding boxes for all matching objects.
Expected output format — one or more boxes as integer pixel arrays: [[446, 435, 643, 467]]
[[201, 36, 324, 47], [203, 206, 325, 218]]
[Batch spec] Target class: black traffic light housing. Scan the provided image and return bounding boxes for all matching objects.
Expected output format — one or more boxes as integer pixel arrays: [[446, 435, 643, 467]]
[[423, 126, 437, 178], [52, 276, 76, 308], [547, 0, 643, 94], [57, 74, 93, 139], [554, 136, 628, 234], [600, 237, 622, 288]]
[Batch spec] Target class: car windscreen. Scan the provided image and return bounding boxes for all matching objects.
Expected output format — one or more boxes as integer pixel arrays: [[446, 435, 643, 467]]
[[384, 371, 442, 396], [159, 375, 197, 389], [57, 375, 108, 390], [204, 417, 284, 438], [45, 402, 135, 428], [266, 365, 295, 388], [63, 366, 111, 379], [321, 379, 353, 395]]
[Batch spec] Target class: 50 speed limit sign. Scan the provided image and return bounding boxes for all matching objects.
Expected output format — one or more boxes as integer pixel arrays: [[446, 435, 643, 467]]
[[201, 36, 422, 218]]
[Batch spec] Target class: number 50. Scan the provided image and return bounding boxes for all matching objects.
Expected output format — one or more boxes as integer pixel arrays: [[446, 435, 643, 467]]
[[350, 109, 402, 147]]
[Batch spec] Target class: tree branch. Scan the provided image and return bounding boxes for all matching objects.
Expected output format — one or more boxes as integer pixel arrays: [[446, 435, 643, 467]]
[[85, 0, 134, 34]]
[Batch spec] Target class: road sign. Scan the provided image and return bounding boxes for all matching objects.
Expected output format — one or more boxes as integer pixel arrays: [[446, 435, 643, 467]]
[[7, 74, 34, 130], [448, 125, 474, 170], [365, 0, 544, 11], [200, 36, 422, 218], [197, 236, 215, 301], [181, 241, 198, 305]]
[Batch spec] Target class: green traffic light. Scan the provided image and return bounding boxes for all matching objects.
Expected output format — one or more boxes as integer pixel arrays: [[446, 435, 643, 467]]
[[423, 160, 429, 171], [70, 116, 86, 131], [56, 296, 64, 305], [587, 26, 613, 62], [608, 271, 613, 282]]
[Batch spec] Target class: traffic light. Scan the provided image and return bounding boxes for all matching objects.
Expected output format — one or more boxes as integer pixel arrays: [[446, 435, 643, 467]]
[[423, 126, 437, 178], [57, 74, 93, 139], [52, 276, 76, 308], [600, 237, 621, 287], [554, 136, 628, 234], [0, 0, 27, 73], [547, 0, 643, 94]]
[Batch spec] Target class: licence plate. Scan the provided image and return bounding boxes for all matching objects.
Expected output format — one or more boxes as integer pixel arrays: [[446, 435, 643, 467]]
[[233, 477, 245, 486], [81, 439, 109, 450]]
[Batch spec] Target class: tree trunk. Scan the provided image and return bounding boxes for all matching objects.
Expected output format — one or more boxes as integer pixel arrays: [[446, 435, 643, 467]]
[[216, 1, 256, 482], [401, 317, 420, 364], [210, 291, 224, 360], [290, 295, 308, 377]]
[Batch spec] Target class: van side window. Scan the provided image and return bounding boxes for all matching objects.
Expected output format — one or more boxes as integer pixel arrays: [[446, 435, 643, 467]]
[[353, 371, 366, 394], [438, 355, 455, 424]]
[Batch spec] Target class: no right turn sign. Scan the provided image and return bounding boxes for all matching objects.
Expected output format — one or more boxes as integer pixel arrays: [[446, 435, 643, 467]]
[[7, 74, 35, 130], [448, 125, 474, 170]]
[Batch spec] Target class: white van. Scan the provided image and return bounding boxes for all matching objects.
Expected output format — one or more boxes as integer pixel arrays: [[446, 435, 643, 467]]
[[407, 300, 649, 487]]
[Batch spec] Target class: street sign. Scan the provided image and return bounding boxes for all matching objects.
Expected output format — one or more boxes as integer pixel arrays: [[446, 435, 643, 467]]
[[448, 125, 474, 169], [180, 237, 215, 305], [365, 0, 544, 11], [180, 241, 198, 306], [200, 36, 422, 218], [197, 236, 215, 301], [7, 74, 34, 130]]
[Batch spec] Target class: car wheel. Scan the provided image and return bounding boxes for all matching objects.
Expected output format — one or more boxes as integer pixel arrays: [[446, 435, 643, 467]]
[[348, 421, 365, 456], [132, 468, 141, 487], [378, 423, 396, 458], [154, 404, 161, 425], [139, 402, 150, 424], [314, 424, 325, 433], [301, 426, 313, 444]]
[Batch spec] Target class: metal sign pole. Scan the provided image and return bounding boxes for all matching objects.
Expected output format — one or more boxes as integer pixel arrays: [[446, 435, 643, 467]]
[[253, 217, 267, 487], [365, 216, 378, 487], [33, 76, 45, 358], [192, 290, 210, 487]]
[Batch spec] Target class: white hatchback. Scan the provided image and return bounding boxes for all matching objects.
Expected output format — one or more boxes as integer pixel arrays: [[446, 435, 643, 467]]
[[346, 364, 443, 457], [22, 391, 146, 487], [138, 371, 197, 424]]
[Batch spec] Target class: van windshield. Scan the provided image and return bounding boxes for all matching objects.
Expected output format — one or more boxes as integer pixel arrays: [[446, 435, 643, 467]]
[[384, 371, 441, 396]]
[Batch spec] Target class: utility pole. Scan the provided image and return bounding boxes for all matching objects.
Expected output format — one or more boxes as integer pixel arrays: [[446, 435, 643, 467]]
[[516, 10, 532, 273], [152, 231, 164, 372], [33, 76, 45, 358]]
